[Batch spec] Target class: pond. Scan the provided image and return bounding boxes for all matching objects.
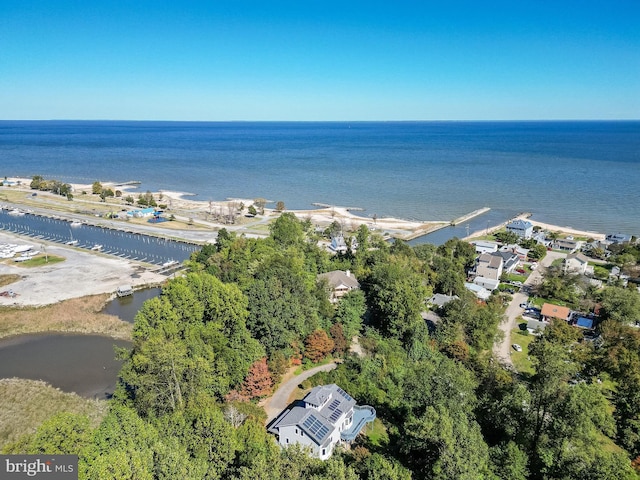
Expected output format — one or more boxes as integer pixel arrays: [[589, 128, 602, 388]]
[[102, 287, 161, 323], [0, 334, 131, 399]]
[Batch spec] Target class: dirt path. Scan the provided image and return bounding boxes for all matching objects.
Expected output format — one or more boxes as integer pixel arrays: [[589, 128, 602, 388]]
[[261, 362, 337, 423], [494, 250, 565, 365]]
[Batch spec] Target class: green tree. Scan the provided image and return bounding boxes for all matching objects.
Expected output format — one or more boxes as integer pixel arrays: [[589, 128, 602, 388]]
[[91, 181, 103, 195], [269, 212, 305, 248], [599, 286, 640, 324]]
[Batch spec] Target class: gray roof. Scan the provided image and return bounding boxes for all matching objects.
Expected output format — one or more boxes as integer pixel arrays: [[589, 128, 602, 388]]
[[269, 407, 334, 447], [566, 252, 590, 264], [429, 293, 458, 307], [317, 270, 360, 290], [270, 384, 357, 448], [527, 319, 547, 332]]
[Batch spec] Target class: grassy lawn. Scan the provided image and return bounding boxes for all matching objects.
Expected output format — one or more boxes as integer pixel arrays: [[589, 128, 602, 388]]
[[12, 254, 65, 268], [364, 418, 389, 447], [511, 327, 536, 375], [504, 273, 527, 283]]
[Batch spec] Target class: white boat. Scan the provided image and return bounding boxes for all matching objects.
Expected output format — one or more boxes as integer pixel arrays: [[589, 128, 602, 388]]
[[70, 221, 83, 227], [116, 285, 134, 297], [162, 260, 179, 268], [13, 245, 33, 253], [91, 244, 103, 251], [65, 240, 79, 246], [8, 209, 25, 216]]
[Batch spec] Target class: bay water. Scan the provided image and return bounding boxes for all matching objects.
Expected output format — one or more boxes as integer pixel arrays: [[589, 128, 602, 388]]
[[1, 121, 638, 236]]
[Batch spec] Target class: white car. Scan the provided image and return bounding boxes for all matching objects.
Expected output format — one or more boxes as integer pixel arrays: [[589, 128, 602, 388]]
[[512, 344, 523, 352]]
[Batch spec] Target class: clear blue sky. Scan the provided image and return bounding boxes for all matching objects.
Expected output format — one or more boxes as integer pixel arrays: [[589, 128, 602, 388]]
[[1, 1, 638, 120]]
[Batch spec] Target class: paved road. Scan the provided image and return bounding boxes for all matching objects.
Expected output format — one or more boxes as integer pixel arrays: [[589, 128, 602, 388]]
[[494, 250, 566, 365], [262, 362, 337, 423]]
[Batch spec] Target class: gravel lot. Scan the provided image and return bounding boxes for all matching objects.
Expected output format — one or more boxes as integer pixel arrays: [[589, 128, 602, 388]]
[[0, 231, 166, 307]]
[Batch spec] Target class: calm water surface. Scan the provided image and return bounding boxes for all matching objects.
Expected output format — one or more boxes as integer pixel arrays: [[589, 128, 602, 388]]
[[0, 334, 130, 399], [1, 121, 638, 235]]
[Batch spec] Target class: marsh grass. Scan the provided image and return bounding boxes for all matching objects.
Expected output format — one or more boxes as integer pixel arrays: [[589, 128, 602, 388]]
[[0, 293, 132, 340], [0, 378, 108, 450]]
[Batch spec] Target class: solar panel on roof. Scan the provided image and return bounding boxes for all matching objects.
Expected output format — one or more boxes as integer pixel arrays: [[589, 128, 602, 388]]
[[328, 399, 340, 411], [329, 409, 342, 423], [336, 387, 353, 401]]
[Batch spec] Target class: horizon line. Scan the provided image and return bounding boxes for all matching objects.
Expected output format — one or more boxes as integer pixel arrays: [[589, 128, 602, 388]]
[[1, 118, 638, 123]]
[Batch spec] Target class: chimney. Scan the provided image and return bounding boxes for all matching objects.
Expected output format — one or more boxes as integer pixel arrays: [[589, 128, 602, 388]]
[[345, 270, 350, 277]]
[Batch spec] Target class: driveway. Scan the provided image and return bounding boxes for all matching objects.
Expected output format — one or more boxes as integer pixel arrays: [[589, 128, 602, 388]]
[[494, 250, 566, 365], [262, 362, 337, 423]]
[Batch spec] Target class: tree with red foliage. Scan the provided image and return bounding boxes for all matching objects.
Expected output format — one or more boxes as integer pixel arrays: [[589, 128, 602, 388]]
[[305, 329, 334, 363], [242, 357, 273, 399], [330, 323, 347, 356]]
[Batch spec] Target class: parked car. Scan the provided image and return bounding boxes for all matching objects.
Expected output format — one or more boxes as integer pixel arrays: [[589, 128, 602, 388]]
[[512, 344, 523, 352], [519, 303, 528, 308]]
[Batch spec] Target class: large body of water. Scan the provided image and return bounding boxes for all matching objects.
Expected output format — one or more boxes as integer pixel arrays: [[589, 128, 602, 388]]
[[1, 121, 638, 235]]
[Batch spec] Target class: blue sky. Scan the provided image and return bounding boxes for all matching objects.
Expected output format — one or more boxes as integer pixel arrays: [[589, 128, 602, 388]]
[[1, 1, 638, 120]]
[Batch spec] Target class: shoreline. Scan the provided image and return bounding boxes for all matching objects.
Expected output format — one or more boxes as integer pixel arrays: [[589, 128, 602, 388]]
[[2, 176, 610, 243]]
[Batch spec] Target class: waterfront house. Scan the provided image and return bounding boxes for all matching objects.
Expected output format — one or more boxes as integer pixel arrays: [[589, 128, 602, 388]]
[[541, 303, 571, 322], [317, 270, 360, 303], [553, 238, 581, 253], [473, 240, 499, 255], [506, 219, 533, 239], [563, 252, 592, 275], [606, 233, 632, 244], [268, 384, 376, 460]]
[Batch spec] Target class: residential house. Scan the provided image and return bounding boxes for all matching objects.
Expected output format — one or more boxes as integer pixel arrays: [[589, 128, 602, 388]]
[[506, 219, 533, 239], [473, 253, 503, 291], [464, 282, 492, 301], [317, 270, 360, 303], [268, 384, 376, 460], [495, 250, 520, 273], [606, 233, 632, 244], [329, 234, 358, 254], [527, 319, 548, 334], [553, 238, 581, 253], [428, 293, 458, 308], [473, 240, 499, 255], [563, 252, 593, 275], [541, 303, 571, 322]]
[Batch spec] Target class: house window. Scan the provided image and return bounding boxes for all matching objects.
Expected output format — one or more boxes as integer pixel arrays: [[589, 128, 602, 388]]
[[286, 439, 289, 444], [295, 428, 298, 434], [322, 448, 326, 456]]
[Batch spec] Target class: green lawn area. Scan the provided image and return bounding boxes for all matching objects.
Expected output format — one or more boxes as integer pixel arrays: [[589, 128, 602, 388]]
[[504, 273, 527, 283], [364, 418, 388, 447], [511, 327, 536, 375], [13, 255, 65, 268]]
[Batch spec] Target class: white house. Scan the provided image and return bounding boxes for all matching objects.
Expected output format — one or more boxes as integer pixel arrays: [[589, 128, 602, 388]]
[[268, 384, 376, 460], [563, 252, 593, 275], [465, 282, 492, 301], [317, 270, 360, 303], [473, 240, 499, 255], [506, 220, 533, 239]]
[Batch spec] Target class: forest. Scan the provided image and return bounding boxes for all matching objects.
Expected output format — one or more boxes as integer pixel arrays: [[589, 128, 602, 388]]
[[4, 212, 640, 479]]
